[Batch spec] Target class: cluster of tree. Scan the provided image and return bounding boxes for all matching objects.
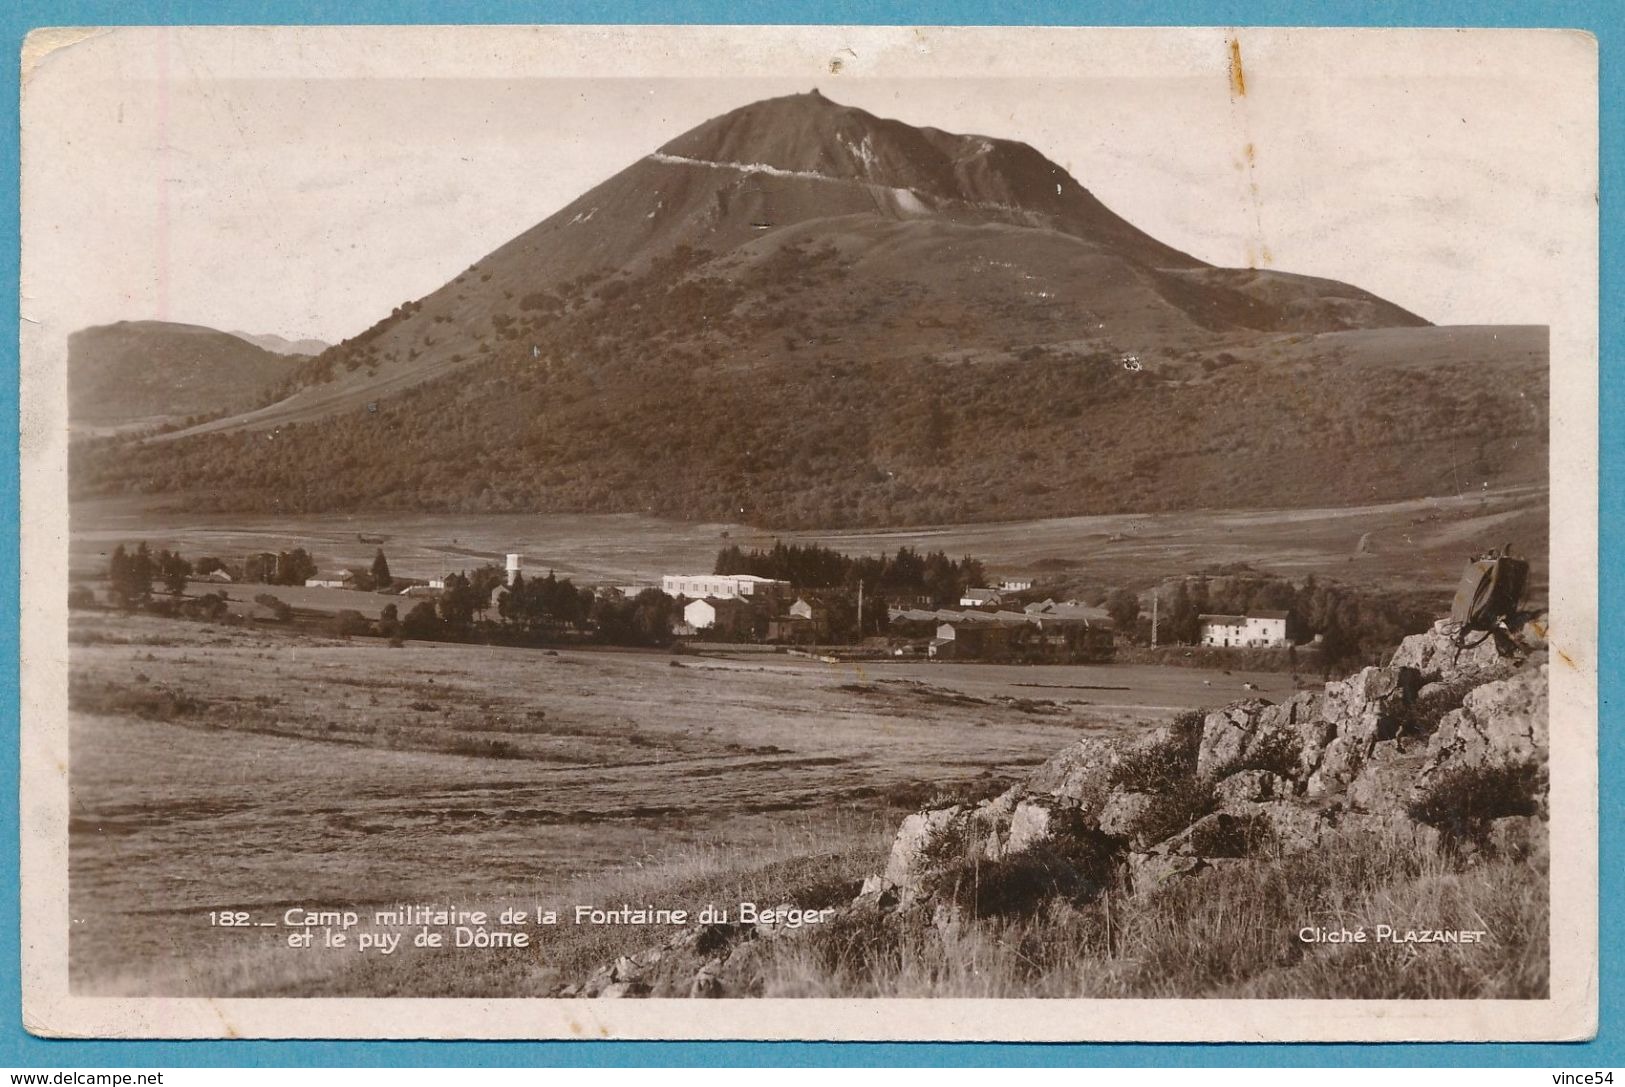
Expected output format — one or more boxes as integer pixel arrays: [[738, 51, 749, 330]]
[[371, 549, 392, 590], [714, 542, 986, 610], [244, 548, 318, 586], [496, 571, 593, 633], [108, 542, 193, 604], [385, 564, 676, 648], [590, 589, 679, 648], [1108, 571, 1436, 670]]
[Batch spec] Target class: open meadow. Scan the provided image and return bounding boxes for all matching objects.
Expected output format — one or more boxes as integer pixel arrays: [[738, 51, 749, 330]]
[[71, 483, 1548, 600], [68, 610, 1295, 995]]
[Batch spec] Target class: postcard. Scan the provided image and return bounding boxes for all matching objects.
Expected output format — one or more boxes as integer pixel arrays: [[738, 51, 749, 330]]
[[18, 23, 1598, 1040]]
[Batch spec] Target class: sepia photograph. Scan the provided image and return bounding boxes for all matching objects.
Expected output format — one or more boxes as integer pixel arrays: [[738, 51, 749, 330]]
[[17, 24, 1598, 1040]]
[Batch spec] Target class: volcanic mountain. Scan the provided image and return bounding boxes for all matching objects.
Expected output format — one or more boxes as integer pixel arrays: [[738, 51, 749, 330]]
[[67, 321, 302, 433], [74, 91, 1546, 527]]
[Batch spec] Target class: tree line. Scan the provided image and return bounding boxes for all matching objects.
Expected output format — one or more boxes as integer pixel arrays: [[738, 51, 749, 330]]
[[713, 542, 988, 609]]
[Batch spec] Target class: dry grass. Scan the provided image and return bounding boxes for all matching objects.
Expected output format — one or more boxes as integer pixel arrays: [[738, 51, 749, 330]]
[[68, 612, 1547, 1000], [755, 831, 1548, 999]]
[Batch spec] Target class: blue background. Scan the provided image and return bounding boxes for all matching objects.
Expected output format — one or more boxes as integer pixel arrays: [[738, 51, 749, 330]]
[[3, 0, 1615, 1069]]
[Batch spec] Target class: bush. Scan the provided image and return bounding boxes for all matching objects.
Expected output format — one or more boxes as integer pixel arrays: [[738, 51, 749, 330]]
[[937, 830, 1118, 919], [1111, 711, 1203, 794], [180, 592, 228, 621], [448, 737, 520, 760], [1408, 759, 1546, 844], [69, 679, 204, 721], [402, 601, 442, 640], [1184, 812, 1273, 858], [1211, 726, 1302, 781], [254, 593, 294, 622], [1393, 677, 1477, 738], [1109, 711, 1215, 844], [68, 585, 96, 609], [331, 609, 372, 637]]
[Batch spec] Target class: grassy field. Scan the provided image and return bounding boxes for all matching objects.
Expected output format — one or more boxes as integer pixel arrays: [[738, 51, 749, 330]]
[[72, 483, 1548, 600], [68, 611, 1279, 995]]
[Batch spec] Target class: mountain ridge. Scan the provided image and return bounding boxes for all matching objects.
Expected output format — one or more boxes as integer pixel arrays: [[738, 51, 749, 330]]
[[70, 91, 1539, 529]]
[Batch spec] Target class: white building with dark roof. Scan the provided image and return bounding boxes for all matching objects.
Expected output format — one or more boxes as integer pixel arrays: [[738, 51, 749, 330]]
[[959, 588, 1003, 607], [662, 573, 789, 600], [1199, 611, 1290, 648]]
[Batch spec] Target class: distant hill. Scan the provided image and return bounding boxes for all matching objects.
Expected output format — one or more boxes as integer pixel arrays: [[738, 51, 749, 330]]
[[228, 331, 330, 357], [71, 91, 1545, 528], [68, 321, 301, 431]]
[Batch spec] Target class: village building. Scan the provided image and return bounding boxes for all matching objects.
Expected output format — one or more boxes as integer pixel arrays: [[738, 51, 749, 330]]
[[930, 618, 1026, 659], [897, 605, 1114, 663], [767, 596, 832, 643], [305, 569, 358, 589], [1028, 601, 1113, 624], [1198, 611, 1291, 648], [662, 573, 790, 601], [998, 578, 1034, 592], [681, 596, 756, 637], [959, 587, 1003, 608]]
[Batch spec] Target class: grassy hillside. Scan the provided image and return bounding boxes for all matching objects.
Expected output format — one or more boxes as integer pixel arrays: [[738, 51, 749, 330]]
[[68, 321, 301, 430], [71, 235, 1546, 528], [96, 91, 1432, 444]]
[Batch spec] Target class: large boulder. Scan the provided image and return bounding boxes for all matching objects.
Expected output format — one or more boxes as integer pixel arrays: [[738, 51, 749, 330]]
[[1390, 618, 1522, 682], [1195, 699, 1274, 778], [1025, 736, 1120, 806], [1424, 663, 1549, 775], [1005, 797, 1068, 855], [881, 805, 968, 898], [1196, 692, 1329, 783], [1096, 790, 1158, 845], [1305, 735, 1365, 798], [971, 786, 1025, 860], [1320, 665, 1422, 747], [1126, 849, 1210, 893], [1213, 768, 1291, 805], [1345, 739, 1427, 813], [1219, 798, 1333, 852]]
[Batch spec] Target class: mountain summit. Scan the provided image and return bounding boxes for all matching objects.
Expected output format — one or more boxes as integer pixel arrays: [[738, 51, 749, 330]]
[[649, 90, 1202, 268], [77, 92, 1543, 528]]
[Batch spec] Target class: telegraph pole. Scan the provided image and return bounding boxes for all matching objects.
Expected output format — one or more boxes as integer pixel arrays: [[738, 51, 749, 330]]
[[1151, 591, 1159, 648]]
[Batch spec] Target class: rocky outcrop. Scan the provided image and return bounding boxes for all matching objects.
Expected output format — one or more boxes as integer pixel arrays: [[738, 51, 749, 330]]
[[562, 610, 1549, 998], [882, 805, 969, 900], [1389, 615, 1544, 682], [1320, 666, 1422, 747], [1424, 663, 1549, 777], [850, 610, 1549, 916], [1196, 691, 1331, 781], [1025, 736, 1120, 806], [1213, 769, 1291, 805]]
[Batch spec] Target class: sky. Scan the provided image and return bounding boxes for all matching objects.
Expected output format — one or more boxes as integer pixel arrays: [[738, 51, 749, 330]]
[[20, 25, 1597, 347]]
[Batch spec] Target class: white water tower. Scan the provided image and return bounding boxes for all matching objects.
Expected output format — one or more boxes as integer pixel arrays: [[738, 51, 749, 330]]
[[506, 554, 523, 585]]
